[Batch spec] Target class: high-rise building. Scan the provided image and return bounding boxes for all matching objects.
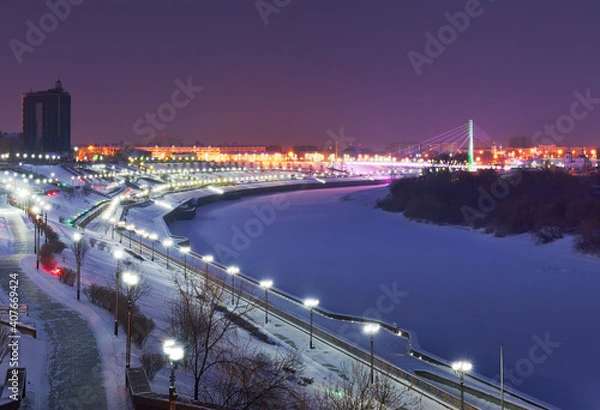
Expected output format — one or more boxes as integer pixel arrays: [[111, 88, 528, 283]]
[[22, 79, 71, 153]]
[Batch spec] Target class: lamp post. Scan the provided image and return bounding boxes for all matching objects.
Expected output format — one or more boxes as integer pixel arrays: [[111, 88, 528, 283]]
[[73, 232, 83, 300], [117, 220, 126, 243], [363, 324, 380, 384], [304, 298, 319, 349], [202, 254, 214, 274], [43, 204, 50, 244], [259, 280, 273, 324], [163, 238, 173, 269], [149, 233, 158, 261], [163, 340, 184, 410], [452, 361, 473, 410], [137, 229, 146, 256], [31, 205, 40, 254], [181, 246, 190, 280], [109, 217, 116, 240], [113, 248, 124, 337], [126, 224, 135, 249], [35, 214, 41, 270], [122, 271, 139, 385], [227, 266, 239, 303]]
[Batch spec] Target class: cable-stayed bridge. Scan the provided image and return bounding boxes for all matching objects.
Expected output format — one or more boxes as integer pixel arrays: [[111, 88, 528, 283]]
[[333, 121, 497, 173], [396, 120, 495, 170]]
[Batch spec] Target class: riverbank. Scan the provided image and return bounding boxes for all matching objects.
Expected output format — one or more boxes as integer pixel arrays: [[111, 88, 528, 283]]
[[376, 169, 600, 255], [169, 184, 599, 409]]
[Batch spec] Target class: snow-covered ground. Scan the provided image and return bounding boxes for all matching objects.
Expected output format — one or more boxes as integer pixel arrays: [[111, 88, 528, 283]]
[[167, 185, 600, 410], [0, 166, 456, 410]]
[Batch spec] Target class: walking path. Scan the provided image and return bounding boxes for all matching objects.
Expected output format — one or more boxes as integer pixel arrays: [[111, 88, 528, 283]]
[[0, 207, 109, 409]]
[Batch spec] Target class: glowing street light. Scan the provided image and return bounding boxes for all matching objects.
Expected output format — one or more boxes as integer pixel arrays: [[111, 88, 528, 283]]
[[452, 361, 473, 410], [163, 339, 184, 410], [149, 233, 158, 261], [363, 324, 380, 384], [113, 248, 124, 337], [202, 254, 213, 273], [259, 280, 273, 324], [137, 229, 146, 255], [180, 246, 190, 280], [126, 224, 135, 249], [304, 298, 319, 349], [227, 266, 239, 303], [163, 238, 173, 269], [122, 271, 139, 384], [117, 220, 126, 243], [43, 204, 50, 244], [108, 216, 116, 239]]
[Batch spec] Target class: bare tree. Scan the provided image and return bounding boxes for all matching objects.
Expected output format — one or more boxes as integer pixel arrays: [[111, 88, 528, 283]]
[[203, 347, 306, 410], [167, 273, 254, 400], [70, 233, 90, 301], [315, 361, 422, 410]]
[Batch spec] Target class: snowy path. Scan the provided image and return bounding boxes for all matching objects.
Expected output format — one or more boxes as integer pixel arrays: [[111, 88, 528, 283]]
[[0, 208, 109, 409]]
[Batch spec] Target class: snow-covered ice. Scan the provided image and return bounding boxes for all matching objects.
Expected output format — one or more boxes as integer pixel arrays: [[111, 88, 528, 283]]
[[169, 185, 600, 410]]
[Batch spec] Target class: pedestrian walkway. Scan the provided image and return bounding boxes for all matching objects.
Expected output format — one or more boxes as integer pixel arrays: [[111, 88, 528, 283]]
[[0, 210, 108, 409]]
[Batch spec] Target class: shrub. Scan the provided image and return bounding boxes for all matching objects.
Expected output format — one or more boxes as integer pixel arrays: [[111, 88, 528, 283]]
[[131, 313, 155, 348], [59, 267, 76, 286], [89, 238, 97, 248], [534, 226, 564, 244], [84, 283, 154, 348], [83, 283, 114, 311], [140, 353, 165, 381]]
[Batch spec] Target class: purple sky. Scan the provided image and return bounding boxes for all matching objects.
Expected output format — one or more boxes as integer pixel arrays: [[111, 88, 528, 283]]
[[1, 0, 600, 149]]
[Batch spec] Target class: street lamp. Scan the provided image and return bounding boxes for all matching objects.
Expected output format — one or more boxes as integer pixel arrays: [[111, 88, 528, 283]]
[[163, 339, 184, 410], [163, 238, 173, 269], [452, 361, 473, 410], [31, 205, 40, 254], [117, 220, 126, 243], [202, 254, 213, 274], [126, 224, 135, 248], [109, 217, 116, 240], [259, 280, 273, 324], [137, 229, 146, 256], [149, 233, 158, 261], [304, 298, 319, 349], [122, 271, 139, 385], [181, 246, 190, 280], [364, 324, 380, 384], [73, 232, 83, 300], [43, 204, 50, 244], [227, 266, 239, 303], [113, 248, 124, 337]]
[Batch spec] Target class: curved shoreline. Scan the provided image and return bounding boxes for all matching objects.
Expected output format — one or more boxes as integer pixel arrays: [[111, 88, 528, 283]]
[[155, 179, 554, 410]]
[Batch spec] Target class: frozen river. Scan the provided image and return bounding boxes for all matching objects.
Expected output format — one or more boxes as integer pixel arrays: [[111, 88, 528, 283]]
[[169, 185, 600, 410]]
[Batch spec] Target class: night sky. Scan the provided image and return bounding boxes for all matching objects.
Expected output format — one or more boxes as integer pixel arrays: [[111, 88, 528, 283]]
[[1, 0, 600, 149]]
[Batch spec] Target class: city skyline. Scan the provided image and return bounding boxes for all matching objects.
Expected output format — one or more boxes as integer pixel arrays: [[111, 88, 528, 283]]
[[1, 1, 600, 149]]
